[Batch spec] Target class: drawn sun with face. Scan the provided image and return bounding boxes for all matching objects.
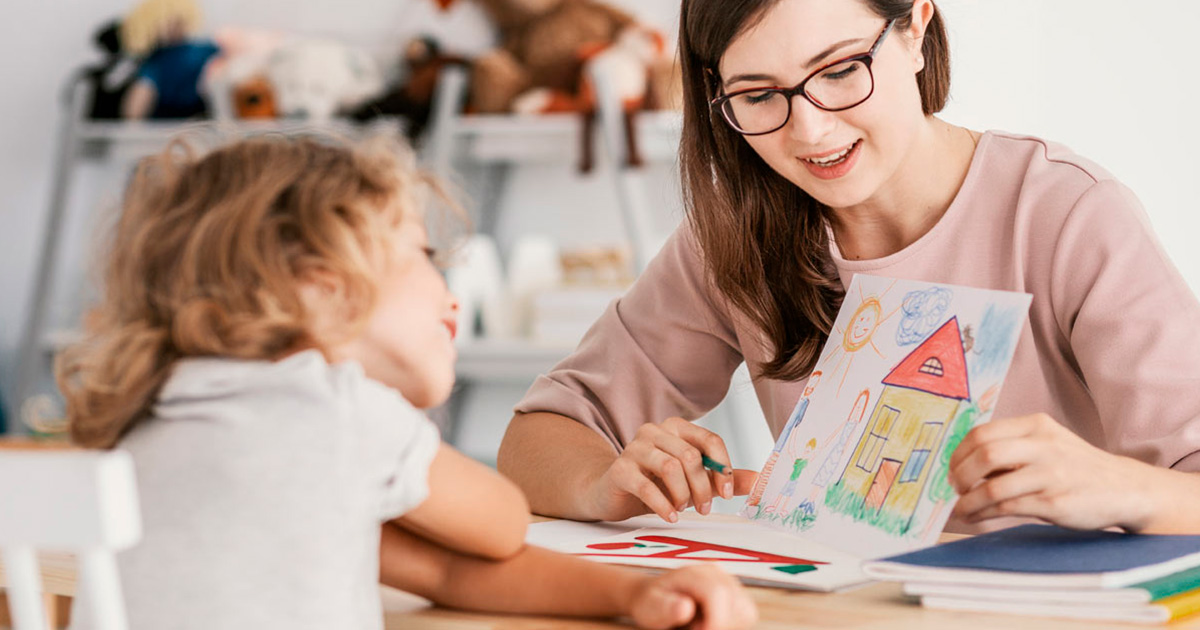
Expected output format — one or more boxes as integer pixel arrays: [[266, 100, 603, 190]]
[[844, 298, 882, 351], [822, 280, 900, 395]]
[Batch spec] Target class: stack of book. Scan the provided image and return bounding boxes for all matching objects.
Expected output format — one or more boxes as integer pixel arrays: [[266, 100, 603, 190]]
[[863, 524, 1200, 624]]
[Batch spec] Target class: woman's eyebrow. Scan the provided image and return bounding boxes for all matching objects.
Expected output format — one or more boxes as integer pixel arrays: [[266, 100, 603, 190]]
[[723, 36, 868, 88]]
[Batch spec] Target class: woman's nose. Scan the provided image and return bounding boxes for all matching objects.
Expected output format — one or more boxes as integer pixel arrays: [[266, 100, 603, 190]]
[[786, 95, 838, 145]]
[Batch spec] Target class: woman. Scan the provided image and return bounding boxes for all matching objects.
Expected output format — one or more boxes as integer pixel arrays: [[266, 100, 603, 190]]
[[497, 0, 1200, 533]]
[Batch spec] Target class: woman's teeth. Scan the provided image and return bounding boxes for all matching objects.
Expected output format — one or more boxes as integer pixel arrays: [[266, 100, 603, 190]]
[[805, 141, 857, 166]]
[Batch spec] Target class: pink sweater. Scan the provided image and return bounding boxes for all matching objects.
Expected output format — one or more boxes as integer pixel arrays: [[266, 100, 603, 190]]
[[515, 131, 1200, 483]]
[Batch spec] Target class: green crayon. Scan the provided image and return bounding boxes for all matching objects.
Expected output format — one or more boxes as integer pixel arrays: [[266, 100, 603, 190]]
[[701, 454, 730, 475]]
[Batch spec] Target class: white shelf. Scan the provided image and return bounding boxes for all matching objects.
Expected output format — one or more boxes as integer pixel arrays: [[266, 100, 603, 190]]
[[71, 118, 404, 153], [44, 328, 570, 383], [446, 110, 682, 164], [454, 339, 573, 382]]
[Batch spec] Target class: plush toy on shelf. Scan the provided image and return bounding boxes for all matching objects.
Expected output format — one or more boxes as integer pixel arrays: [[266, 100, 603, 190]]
[[349, 36, 468, 142], [432, 0, 634, 114], [434, 0, 671, 172], [265, 38, 385, 121], [521, 24, 666, 172], [203, 27, 285, 120], [75, 20, 140, 120], [120, 0, 220, 119]]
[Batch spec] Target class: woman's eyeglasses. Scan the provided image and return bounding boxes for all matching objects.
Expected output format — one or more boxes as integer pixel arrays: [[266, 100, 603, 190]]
[[712, 20, 897, 136]]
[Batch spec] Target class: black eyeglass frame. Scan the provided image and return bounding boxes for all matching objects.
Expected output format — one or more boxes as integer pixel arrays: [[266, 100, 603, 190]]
[[711, 19, 898, 136]]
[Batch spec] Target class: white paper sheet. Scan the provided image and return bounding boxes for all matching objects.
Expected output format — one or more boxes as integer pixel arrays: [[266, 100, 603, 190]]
[[741, 274, 1032, 558]]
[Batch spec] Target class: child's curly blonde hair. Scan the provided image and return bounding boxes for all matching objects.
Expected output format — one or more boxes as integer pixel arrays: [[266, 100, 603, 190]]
[[57, 131, 444, 448]]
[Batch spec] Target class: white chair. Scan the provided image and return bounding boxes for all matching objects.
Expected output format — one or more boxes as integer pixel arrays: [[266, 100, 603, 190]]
[[0, 450, 141, 630]]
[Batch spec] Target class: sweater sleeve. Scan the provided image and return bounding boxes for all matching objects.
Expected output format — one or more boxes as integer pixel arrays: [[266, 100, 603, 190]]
[[1048, 179, 1200, 471], [513, 225, 746, 451]]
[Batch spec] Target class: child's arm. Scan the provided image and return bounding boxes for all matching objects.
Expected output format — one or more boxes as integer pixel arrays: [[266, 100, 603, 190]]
[[394, 443, 530, 560], [381, 521, 757, 629]]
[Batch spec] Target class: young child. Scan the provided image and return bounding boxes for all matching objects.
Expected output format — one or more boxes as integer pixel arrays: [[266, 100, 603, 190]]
[[57, 133, 757, 630]]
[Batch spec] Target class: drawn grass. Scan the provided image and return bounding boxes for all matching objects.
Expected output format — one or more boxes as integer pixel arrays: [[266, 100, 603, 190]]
[[824, 479, 912, 536]]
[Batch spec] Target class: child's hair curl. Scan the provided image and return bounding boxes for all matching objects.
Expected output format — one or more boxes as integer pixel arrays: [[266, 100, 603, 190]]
[[57, 131, 443, 448]]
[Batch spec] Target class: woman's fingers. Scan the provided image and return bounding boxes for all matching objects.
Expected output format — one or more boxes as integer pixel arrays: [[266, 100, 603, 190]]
[[950, 414, 1052, 470], [608, 455, 680, 523], [731, 469, 759, 495], [954, 464, 1048, 519], [949, 435, 1041, 494], [608, 418, 743, 522], [652, 430, 717, 513], [663, 417, 737, 499]]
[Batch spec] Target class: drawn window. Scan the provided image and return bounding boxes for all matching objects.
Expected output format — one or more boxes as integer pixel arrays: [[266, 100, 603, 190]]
[[899, 422, 944, 483], [919, 357, 944, 377], [856, 406, 900, 472]]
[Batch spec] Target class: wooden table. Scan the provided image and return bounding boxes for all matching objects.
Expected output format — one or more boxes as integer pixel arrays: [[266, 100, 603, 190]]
[[11, 535, 1200, 630], [380, 572, 1200, 630], [1, 437, 1196, 630]]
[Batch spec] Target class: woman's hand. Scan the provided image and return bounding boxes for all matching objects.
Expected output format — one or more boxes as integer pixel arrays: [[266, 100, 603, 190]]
[[628, 564, 758, 630], [584, 417, 758, 523], [949, 413, 1161, 531]]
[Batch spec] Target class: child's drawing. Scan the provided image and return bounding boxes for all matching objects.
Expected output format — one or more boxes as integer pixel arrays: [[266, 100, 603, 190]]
[[580, 535, 826, 567], [547, 525, 872, 591], [821, 281, 901, 395], [896, 286, 953, 345], [824, 316, 967, 532], [746, 370, 821, 509], [740, 275, 1031, 559]]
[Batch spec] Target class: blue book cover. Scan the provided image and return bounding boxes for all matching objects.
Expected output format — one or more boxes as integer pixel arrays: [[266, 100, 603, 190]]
[[863, 524, 1200, 588]]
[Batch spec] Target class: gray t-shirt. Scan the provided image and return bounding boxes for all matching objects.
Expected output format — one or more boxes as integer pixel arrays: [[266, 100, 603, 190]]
[[80, 350, 440, 630]]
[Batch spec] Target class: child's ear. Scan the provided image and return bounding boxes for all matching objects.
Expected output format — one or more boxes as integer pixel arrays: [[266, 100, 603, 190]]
[[297, 268, 351, 340]]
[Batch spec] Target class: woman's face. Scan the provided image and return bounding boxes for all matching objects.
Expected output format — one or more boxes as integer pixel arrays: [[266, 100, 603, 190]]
[[718, 0, 930, 210]]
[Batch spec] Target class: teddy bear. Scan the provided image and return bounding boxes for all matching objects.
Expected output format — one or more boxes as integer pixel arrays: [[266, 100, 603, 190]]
[[434, 0, 676, 172], [455, 0, 637, 115]]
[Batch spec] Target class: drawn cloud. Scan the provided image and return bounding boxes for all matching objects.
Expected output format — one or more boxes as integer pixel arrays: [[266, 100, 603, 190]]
[[895, 287, 953, 346]]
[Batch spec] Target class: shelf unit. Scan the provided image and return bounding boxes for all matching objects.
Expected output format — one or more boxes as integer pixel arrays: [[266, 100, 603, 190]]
[[419, 64, 676, 444], [14, 65, 768, 470], [12, 67, 680, 444]]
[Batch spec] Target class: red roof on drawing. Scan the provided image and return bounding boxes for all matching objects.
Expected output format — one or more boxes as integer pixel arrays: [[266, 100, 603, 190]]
[[882, 316, 970, 400]]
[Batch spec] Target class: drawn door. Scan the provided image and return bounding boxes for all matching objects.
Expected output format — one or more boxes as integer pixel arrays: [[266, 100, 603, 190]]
[[865, 459, 901, 510]]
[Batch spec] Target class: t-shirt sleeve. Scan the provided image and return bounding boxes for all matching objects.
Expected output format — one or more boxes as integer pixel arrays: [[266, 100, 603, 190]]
[[1048, 179, 1200, 471], [514, 224, 746, 451], [345, 369, 442, 519]]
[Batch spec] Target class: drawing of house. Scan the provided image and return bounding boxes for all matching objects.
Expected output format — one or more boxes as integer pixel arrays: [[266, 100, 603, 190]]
[[833, 317, 970, 524]]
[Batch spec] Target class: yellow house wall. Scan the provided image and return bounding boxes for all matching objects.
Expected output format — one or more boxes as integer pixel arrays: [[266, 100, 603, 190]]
[[838, 386, 959, 508], [879, 390, 958, 515]]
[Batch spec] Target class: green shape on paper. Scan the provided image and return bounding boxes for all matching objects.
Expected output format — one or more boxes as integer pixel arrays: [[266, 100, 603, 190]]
[[772, 564, 818, 575]]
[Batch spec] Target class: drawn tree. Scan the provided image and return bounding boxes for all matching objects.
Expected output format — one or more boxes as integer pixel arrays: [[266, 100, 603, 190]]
[[926, 402, 979, 503]]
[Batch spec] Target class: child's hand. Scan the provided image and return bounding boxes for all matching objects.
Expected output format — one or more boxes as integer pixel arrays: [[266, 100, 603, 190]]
[[628, 564, 757, 630]]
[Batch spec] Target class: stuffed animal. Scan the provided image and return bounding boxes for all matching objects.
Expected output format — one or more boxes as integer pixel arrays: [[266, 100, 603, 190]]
[[203, 27, 284, 120], [74, 20, 140, 120], [349, 36, 468, 142], [265, 38, 385, 121], [232, 76, 277, 119], [120, 0, 220, 119], [436, 0, 670, 171], [440, 0, 636, 114], [512, 24, 666, 172]]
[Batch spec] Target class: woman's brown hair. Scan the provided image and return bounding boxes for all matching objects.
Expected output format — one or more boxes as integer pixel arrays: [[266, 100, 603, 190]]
[[57, 132, 436, 448], [678, 0, 950, 380]]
